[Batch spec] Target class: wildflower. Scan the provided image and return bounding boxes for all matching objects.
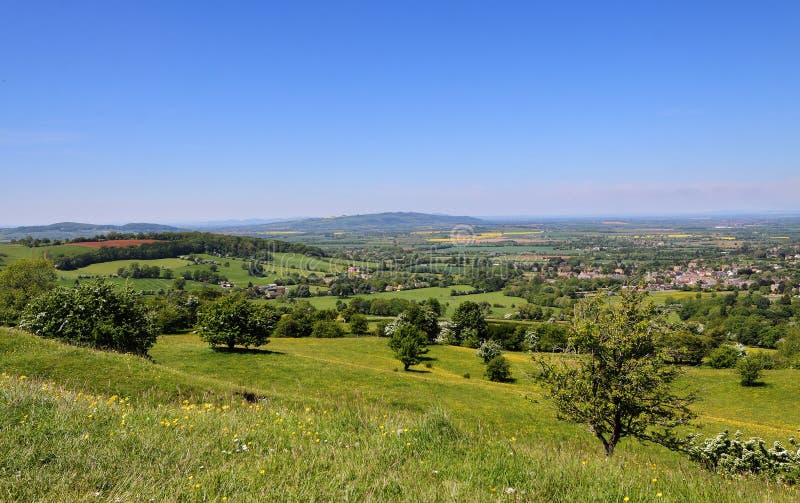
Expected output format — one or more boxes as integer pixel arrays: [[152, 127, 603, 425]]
[[623, 497, 629, 502], [657, 493, 662, 498], [259, 469, 265, 475], [505, 487, 517, 495], [241, 444, 248, 451]]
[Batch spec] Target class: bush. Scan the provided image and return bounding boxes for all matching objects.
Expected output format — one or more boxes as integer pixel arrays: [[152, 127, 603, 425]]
[[311, 320, 345, 338], [485, 355, 512, 382], [348, 314, 369, 336], [476, 339, 502, 363], [707, 345, 742, 369], [0, 258, 57, 325], [686, 430, 800, 485], [19, 279, 157, 356], [737, 356, 765, 386]]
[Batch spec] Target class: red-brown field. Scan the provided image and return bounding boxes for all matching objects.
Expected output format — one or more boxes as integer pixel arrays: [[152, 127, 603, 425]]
[[68, 239, 161, 248]]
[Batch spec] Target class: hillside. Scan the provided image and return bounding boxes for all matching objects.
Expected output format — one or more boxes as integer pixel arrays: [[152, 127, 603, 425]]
[[1, 328, 797, 501], [0, 222, 183, 241], [219, 212, 486, 233]]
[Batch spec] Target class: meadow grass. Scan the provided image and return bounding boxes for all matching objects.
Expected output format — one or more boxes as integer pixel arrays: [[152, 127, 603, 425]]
[[269, 286, 528, 318], [2, 327, 798, 501]]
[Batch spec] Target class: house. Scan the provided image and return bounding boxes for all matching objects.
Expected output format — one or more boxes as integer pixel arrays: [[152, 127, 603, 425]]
[[219, 281, 234, 289]]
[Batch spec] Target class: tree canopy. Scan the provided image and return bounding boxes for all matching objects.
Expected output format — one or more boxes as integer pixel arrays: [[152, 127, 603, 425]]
[[533, 290, 695, 456]]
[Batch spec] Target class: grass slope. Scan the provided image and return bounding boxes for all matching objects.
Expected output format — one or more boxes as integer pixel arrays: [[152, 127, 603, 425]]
[[1, 328, 798, 501]]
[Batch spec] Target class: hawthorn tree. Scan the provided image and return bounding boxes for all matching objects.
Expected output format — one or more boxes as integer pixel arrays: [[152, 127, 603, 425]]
[[533, 289, 695, 456], [197, 295, 279, 349], [388, 323, 428, 371], [19, 279, 157, 356]]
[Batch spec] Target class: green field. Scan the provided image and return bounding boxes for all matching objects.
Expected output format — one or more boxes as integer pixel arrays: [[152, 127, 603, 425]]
[[269, 285, 528, 318], [1, 327, 798, 501]]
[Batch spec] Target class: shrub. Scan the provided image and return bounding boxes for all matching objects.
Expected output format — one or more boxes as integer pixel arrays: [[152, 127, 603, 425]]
[[348, 314, 369, 336], [686, 430, 800, 485], [311, 320, 345, 338], [737, 356, 765, 386], [0, 258, 57, 325], [19, 279, 157, 356], [707, 345, 742, 369], [476, 339, 502, 363], [485, 355, 512, 382]]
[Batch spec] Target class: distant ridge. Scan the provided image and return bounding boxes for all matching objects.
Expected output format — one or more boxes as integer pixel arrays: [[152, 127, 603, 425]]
[[0, 222, 182, 241], [217, 212, 485, 233]]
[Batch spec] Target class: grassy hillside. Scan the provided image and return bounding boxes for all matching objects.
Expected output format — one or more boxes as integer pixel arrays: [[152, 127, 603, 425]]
[[1, 328, 798, 501]]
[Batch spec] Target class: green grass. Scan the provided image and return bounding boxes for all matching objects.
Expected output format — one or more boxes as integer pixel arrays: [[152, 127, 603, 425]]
[[1, 327, 798, 500], [270, 285, 528, 318]]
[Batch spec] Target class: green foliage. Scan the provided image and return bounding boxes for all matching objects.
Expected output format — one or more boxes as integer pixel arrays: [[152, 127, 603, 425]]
[[484, 355, 512, 382], [0, 258, 57, 325], [397, 304, 440, 342], [387, 323, 428, 371], [19, 279, 157, 355], [686, 431, 800, 485], [348, 314, 369, 336], [533, 290, 696, 456], [737, 356, 764, 386], [659, 331, 710, 365], [450, 301, 488, 345], [777, 328, 800, 360], [310, 320, 345, 338], [476, 339, 502, 363], [707, 345, 742, 369], [197, 295, 279, 349]]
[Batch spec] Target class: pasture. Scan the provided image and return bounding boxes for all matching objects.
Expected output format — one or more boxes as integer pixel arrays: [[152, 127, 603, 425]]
[[1, 328, 797, 501]]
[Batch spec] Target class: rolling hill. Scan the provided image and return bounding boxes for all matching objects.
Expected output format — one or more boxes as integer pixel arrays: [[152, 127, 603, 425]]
[[218, 212, 486, 234]]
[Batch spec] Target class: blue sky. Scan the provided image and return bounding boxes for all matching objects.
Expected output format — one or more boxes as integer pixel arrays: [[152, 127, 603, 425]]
[[1, 1, 798, 225]]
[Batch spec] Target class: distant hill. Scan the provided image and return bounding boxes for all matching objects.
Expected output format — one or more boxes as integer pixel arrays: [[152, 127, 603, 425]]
[[219, 212, 486, 233], [0, 222, 182, 241]]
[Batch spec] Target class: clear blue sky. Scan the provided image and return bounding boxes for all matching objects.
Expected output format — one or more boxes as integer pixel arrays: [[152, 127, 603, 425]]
[[2, 1, 798, 225]]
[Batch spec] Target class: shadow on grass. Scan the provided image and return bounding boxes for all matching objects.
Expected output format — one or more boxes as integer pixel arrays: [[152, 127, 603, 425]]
[[405, 368, 432, 374], [211, 347, 285, 355]]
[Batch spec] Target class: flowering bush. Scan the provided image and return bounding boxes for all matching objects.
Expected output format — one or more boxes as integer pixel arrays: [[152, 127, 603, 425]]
[[476, 339, 502, 363], [686, 430, 800, 485]]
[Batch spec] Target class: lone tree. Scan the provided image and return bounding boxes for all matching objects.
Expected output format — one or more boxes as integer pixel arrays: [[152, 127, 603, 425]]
[[388, 323, 429, 371], [197, 295, 279, 349], [533, 290, 695, 456]]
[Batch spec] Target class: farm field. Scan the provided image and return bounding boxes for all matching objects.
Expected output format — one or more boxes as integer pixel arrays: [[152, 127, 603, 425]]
[[1, 328, 797, 501], [268, 285, 529, 318]]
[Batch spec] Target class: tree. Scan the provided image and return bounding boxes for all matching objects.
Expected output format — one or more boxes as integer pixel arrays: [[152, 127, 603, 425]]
[[349, 314, 369, 336], [400, 304, 440, 343], [197, 295, 279, 349], [388, 323, 428, 371], [0, 258, 57, 325], [533, 290, 695, 456], [19, 279, 157, 356], [450, 301, 488, 345]]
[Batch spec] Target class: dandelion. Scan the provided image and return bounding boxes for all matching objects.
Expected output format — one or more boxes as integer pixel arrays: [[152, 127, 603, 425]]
[[623, 497, 629, 502], [259, 469, 265, 475]]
